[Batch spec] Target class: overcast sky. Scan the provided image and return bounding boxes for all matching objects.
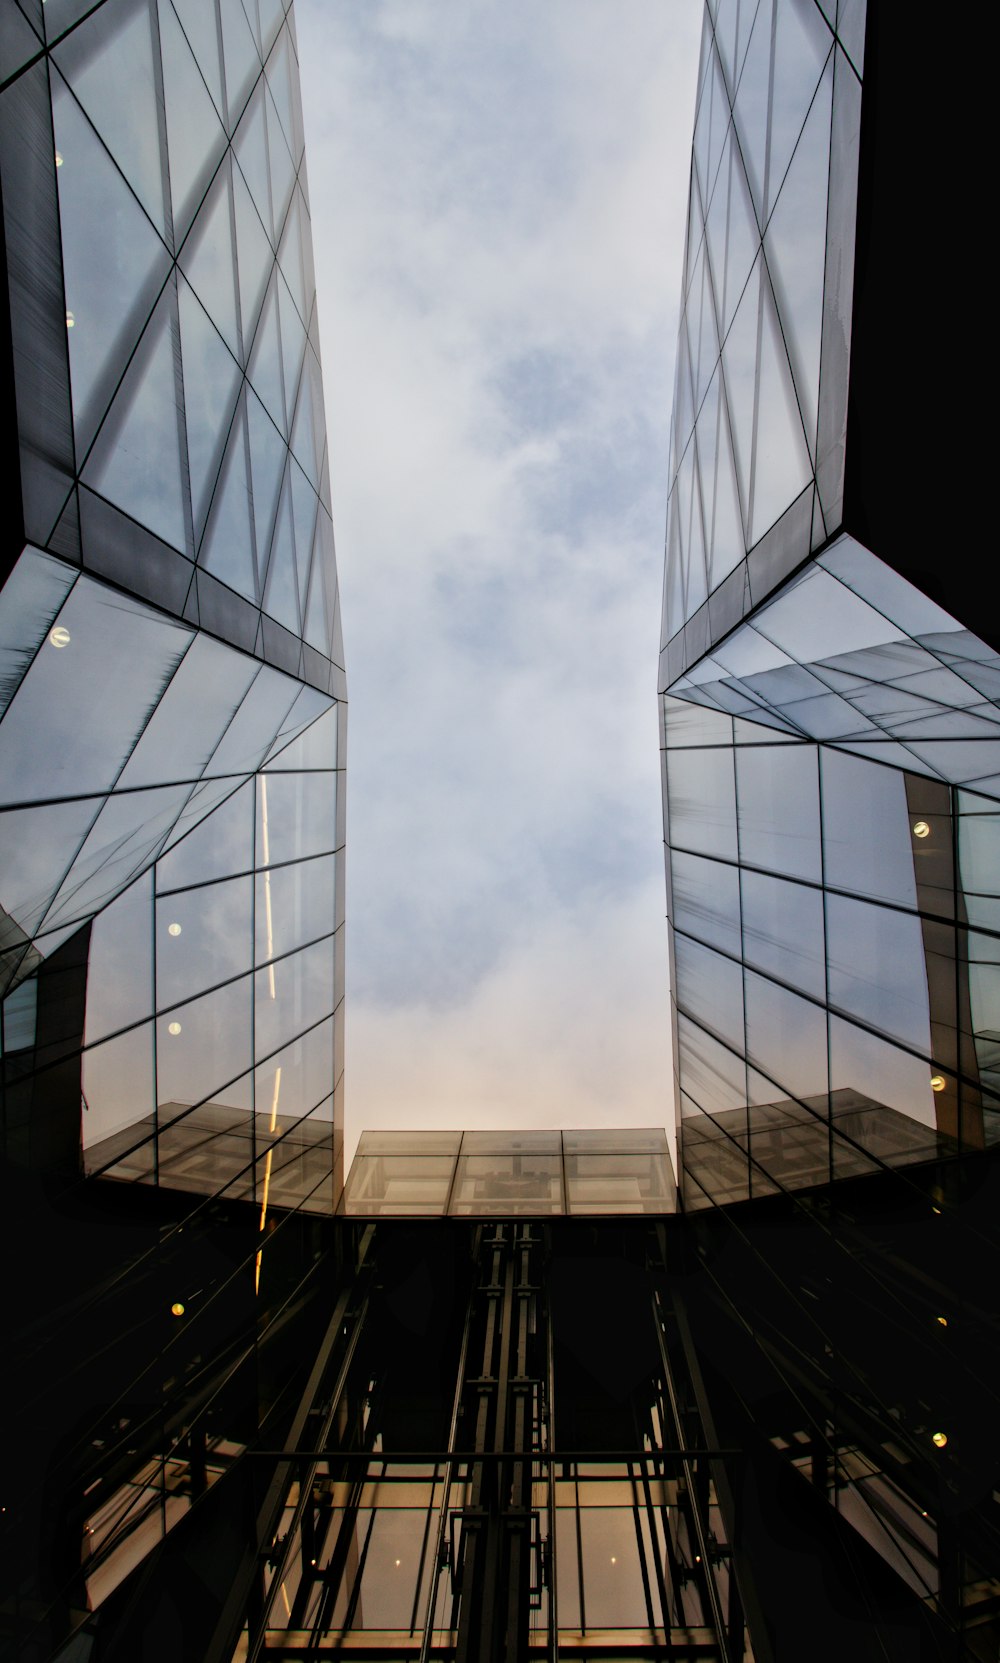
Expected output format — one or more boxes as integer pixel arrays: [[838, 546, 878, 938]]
[[296, 1, 702, 1167]]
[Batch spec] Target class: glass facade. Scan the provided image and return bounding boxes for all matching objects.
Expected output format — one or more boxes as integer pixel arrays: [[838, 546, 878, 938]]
[[341, 1129, 677, 1218], [1, 2, 345, 1649], [661, 0, 1000, 1210]]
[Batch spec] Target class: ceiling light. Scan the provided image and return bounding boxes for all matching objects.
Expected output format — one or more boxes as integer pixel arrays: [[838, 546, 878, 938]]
[[49, 625, 70, 648], [167, 922, 182, 936], [912, 820, 930, 838], [930, 1075, 946, 1092], [65, 311, 74, 328], [932, 1431, 948, 1448], [937, 1316, 948, 1326], [167, 1021, 182, 1036], [170, 1302, 185, 1317], [55, 151, 63, 167]]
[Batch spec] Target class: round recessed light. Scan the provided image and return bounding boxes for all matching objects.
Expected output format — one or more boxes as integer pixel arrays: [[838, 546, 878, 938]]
[[930, 1074, 946, 1092], [912, 820, 931, 838], [49, 625, 71, 649], [65, 311, 75, 329], [932, 1431, 948, 1448], [167, 1021, 182, 1036], [395, 1559, 401, 1567], [55, 151, 63, 168], [170, 1302, 185, 1317], [167, 922, 182, 937]]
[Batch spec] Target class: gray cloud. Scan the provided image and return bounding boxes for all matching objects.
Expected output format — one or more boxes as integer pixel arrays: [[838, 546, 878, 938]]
[[296, 0, 702, 1164]]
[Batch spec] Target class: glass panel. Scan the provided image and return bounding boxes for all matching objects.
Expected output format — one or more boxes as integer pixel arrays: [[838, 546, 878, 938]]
[[826, 893, 932, 1053], [54, 0, 166, 233], [820, 749, 919, 907], [576, 1507, 653, 1628], [677, 1011, 746, 1116], [159, 0, 227, 236], [263, 472, 300, 632], [565, 1152, 674, 1213], [247, 388, 287, 559], [0, 577, 190, 804], [256, 771, 337, 867], [117, 631, 258, 790], [233, 83, 272, 239], [199, 404, 258, 602], [460, 1130, 561, 1153], [255, 853, 334, 965], [84, 288, 188, 552], [52, 74, 170, 446], [828, 1015, 940, 1144], [450, 1153, 563, 1214], [740, 867, 826, 998], [356, 1130, 463, 1156], [254, 1015, 335, 1125], [220, 0, 260, 122], [735, 741, 820, 879], [0, 550, 78, 722], [179, 163, 239, 356], [233, 160, 274, 347], [744, 968, 828, 1100], [766, 0, 832, 215], [179, 277, 243, 535], [254, 936, 335, 1061], [673, 934, 744, 1050], [749, 271, 813, 544], [665, 744, 737, 859], [671, 848, 742, 958], [156, 974, 253, 1112], [156, 874, 252, 1007], [84, 869, 154, 1044], [82, 1019, 156, 1154], [0, 798, 100, 940], [157, 779, 254, 889], [341, 1155, 454, 1216], [169, 0, 224, 117]]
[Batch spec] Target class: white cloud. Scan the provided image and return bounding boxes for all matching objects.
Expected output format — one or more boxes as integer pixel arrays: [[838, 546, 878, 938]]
[[295, 0, 702, 1158]]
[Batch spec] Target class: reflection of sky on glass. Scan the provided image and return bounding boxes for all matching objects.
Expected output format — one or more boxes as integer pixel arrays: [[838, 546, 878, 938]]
[[297, 1, 702, 1160]]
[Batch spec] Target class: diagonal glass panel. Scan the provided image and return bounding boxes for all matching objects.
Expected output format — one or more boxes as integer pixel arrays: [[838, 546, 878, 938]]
[[157, 776, 254, 887], [159, 0, 228, 239], [233, 82, 272, 241], [708, 370, 746, 589], [219, 0, 260, 125], [52, 76, 171, 452], [265, 25, 302, 164], [0, 576, 190, 807], [722, 137, 760, 335], [246, 386, 287, 566], [198, 400, 258, 603], [290, 353, 322, 490], [265, 85, 296, 245], [178, 274, 243, 535], [117, 628, 258, 790], [168, 0, 224, 118], [258, 0, 285, 59], [732, 0, 772, 217], [278, 274, 307, 425], [749, 270, 812, 544], [0, 798, 108, 942], [82, 286, 188, 553], [721, 252, 759, 539], [262, 471, 300, 635], [764, 54, 832, 457], [0, 549, 79, 724], [37, 783, 195, 936], [178, 161, 240, 358], [246, 274, 286, 437], [233, 160, 275, 349], [302, 520, 333, 657], [766, 0, 832, 216], [278, 187, 308, 325], [289, 460, 319, 608], [54, 0, 166, 234]]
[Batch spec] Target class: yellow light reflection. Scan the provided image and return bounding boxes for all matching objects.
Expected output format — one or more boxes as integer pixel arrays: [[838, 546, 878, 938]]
[[255, 1066, 282, 1295], [261, 776, 276, 1000], [932, 1431, 948, 1448]]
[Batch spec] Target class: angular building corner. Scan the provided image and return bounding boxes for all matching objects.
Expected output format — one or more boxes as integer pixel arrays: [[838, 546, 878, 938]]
[[1, 1, 346, 1653], [661, 0, 1000, 1210]]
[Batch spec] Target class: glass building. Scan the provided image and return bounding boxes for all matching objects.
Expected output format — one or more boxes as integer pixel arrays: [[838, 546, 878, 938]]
[[659, 0, 1000, 1209], [2, 1, 998, 1660]]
